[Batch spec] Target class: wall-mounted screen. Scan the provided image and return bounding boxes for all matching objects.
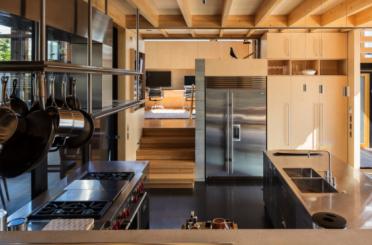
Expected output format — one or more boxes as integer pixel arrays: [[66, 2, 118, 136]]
[[184, 76, 195, 86], [146, 71, 171, 88]]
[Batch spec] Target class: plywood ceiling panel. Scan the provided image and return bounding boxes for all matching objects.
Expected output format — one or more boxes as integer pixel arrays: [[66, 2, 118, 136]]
[[194, 29, 220, 34], [189, 0, 224, 15], [271, 0, 304, 15], [312, 0, 344, 15], [229, 0, 262, 15], [151, 0, 181, 15], [222, 29, 249, 34]]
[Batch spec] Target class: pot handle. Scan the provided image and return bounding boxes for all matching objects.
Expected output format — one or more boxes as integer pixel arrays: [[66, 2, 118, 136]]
[[38, 73, 46, 111], [1, 76, 9, 106]]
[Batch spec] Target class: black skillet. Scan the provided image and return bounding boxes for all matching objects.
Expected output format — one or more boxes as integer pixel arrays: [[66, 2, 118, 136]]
[[0, 74, 55, 178], [10, 78, 29, 117], [0, 76, 19, 145]]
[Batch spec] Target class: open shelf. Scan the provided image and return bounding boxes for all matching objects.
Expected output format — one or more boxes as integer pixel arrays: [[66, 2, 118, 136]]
[[268, 60, 290, 75], [0, 61, 142, 76], [319, 60, 347, 75], [92, 100, 145, 119], [291, 60, 319, 75]]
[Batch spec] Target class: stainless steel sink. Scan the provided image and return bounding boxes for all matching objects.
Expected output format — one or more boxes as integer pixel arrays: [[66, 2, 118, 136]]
[[291, 178, 338, 193], [283, 168, 321, 178]]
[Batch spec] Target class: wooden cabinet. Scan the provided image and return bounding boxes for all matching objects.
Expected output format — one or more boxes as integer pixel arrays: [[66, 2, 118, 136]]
[[291, 76, 319, 150], [306, 33, 321, 59], [267, 76, 348, 162], [263, 155, 313, 229], [319, 76, 348, 162], [321, 33, 347, 59], [262, 33, 347, 60], [290, 33, 307, 59], [264, 33, 290, 59], [267, 76, 292, 149]]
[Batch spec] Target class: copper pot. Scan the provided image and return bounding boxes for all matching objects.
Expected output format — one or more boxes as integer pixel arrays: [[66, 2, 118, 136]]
[[212, 218, 229, 229]]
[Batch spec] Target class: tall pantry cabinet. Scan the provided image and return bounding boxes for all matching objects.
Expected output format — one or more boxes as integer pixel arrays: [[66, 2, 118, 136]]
[[265, 32, 348, 162]]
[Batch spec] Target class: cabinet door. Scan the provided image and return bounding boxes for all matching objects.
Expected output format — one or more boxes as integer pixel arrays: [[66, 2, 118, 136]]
[[290, 33, 306, 59], [306, 33, 321, 59], [291, 76, 319, 150], [321, 33, 347, 59], [319, 76, 348, 162], [267, 76, 292, 149], [266, 33, 290, 59]]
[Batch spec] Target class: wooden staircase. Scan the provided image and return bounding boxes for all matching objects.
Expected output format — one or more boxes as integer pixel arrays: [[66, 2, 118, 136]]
[[137, 127, 195, 189]]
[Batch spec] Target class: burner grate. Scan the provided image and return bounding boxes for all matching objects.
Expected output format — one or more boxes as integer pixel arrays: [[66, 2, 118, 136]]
[[82, 172, 134, 181], [29, 201, 111, 220]]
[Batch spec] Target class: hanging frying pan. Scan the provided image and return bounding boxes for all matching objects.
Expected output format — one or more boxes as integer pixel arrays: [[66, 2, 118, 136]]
[[10, 78, 29, 117], [0, 76, 18, 145], [64, 78, 94, 148], [0, 73, 55, 178]]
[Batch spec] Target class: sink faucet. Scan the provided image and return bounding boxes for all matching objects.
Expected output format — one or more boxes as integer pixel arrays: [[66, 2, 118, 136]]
[[308, 150, 336, 187]]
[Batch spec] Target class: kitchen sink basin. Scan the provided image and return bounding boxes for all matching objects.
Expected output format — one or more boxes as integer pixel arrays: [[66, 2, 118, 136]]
[[283, 168, 321, 178], [291, 178, 338, 193]]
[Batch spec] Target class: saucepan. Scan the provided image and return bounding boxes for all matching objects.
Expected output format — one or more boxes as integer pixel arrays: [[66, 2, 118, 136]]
[[46, 77, 85, 144], [64, 77, 94, 148]]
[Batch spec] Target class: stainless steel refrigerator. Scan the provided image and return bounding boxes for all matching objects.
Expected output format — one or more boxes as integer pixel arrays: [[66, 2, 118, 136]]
[[205, 76, 267, 179]]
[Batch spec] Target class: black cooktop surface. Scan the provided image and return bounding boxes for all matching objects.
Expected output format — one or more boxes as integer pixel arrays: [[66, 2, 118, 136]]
[[29, 201, 111, 220], [82, 172, 134, 181]]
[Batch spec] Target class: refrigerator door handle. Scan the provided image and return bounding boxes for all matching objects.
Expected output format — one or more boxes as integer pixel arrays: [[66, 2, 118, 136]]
[[225, 91, 230, 174], [233, 124, 241, 141], [230, 91, 234, 174]]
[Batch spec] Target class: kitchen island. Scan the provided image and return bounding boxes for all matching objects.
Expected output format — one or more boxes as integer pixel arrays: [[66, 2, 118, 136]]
[[1, 229, 372, 245], [264, 150, 372, 229]]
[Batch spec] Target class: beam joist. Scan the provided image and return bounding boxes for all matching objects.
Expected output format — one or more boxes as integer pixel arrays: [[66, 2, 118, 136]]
[[288, 0, 331, 26], [321, 0, 372, 26], [255, 0, 285, 26], [127, 0, 159, 27], [221, 0, 234, 27], [176, 0, 193, 27]]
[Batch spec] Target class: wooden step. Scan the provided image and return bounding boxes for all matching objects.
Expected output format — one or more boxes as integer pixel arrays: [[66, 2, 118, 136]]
[[140, 136, 195, 148], [137, 148, 195, 160], [149, 160, 195, 169], [145, 183, 195, 189], [143, 128, 195, 137]]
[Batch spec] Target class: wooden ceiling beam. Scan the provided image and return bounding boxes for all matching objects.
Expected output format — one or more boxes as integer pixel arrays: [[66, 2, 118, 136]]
[[176, 0, 193, 27], [288, 0, 331, 26], [255, 0, 285, 26], [349, 6, 372, 26], [321, 0, 372, 26], [221, 0, 234, 27], [246, 29, 255, 37], [160, 29, 169, 37], [126, 0, 159, 27]]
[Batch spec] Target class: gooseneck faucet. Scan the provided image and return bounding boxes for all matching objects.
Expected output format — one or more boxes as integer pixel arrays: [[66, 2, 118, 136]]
[[308, 150, 335, 187]]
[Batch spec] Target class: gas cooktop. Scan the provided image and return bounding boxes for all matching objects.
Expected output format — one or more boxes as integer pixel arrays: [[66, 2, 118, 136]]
[[29, 201, 111, 220], [82, 172, 134, 181]]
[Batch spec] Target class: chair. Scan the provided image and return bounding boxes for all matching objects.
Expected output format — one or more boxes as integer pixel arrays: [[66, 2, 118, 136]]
[[148, 87, 164, 109], [0, 177, 9, 209]]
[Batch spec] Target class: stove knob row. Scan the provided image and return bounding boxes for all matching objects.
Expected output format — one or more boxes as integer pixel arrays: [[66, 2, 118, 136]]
[[119, 208, 130, 219]]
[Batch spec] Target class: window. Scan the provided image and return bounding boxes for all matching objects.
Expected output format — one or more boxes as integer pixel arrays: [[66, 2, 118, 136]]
[[365, 42, 372, 48], [364, 30, 372, 37], [0, 24, 11, 61]]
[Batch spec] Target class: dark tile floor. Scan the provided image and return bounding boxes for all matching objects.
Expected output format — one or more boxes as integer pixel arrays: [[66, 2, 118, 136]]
[[147, 182, 272, 229]]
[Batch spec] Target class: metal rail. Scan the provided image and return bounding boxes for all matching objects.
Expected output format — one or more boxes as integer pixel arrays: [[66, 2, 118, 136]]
[[0, 61, 142, 76], [93, 100, 145, 119]]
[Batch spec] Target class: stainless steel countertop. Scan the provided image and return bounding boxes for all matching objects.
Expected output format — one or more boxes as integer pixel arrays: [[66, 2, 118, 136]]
[[265, 150, 372, 229], [8, 160, 149, 230]]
